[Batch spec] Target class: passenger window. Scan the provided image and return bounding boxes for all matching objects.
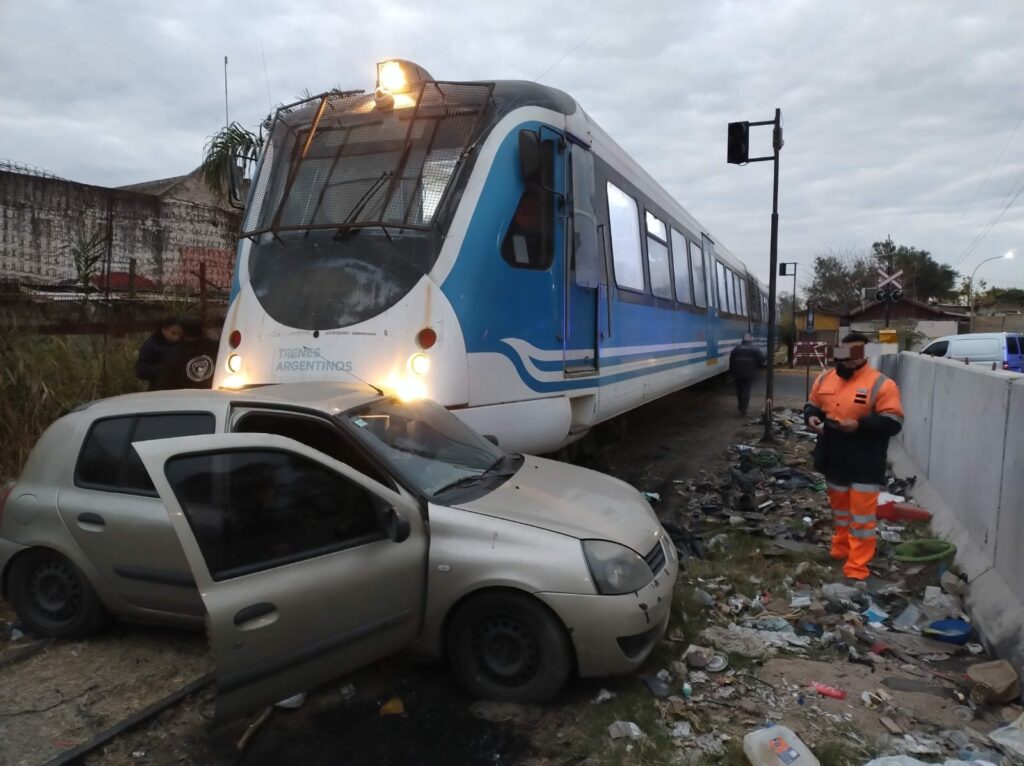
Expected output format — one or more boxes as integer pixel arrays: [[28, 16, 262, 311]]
[[688, 241, 707, 308], [607, 182, 644, 291], [923, 340, 949, 356], [165, 449, 385, 580], [234, 411, 394, 489], [670, 229, 692, 304], [501, 185, 552, 270], [716, 262, 729, 312], [645, 211, 672, 300], [76, 413, 216, 494], [1007, 336, 1021, 355]]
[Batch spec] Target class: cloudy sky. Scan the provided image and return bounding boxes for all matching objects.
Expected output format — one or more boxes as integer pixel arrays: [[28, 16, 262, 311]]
[[2, 0, 1022, 292]]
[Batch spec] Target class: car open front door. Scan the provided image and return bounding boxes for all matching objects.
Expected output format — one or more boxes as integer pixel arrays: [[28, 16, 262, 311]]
[[134, 433, 427, 721]]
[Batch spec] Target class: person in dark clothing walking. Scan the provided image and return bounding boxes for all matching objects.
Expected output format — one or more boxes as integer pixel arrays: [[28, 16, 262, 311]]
[[135, 317, 182, 389], [153, 318, 220, 390], [729, 333, 765, 416]]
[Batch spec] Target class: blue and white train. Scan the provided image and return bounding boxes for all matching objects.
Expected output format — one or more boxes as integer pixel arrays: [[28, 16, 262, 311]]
[[215, 60, 772, 454]]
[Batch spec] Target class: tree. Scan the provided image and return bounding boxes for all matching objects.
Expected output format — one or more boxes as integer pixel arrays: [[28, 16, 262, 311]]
[[200, 122, 262, 196], [804, 248, 875, 314], [70, 226, 107, 303], [870, 237, 958, 304]]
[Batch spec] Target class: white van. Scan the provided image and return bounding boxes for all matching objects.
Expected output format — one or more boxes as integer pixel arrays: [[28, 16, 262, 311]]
[[920, 332, 1024, 372]]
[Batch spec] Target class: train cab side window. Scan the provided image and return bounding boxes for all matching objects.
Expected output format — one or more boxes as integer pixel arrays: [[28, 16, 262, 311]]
[[607, 182, 644, 291], [501, 185, 553, 270], [645, 211, 672, 300], [689, 241, 707, 308]]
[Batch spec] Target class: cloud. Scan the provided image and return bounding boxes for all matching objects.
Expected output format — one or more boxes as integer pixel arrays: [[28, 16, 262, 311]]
[[1, 0, 1022, 287]]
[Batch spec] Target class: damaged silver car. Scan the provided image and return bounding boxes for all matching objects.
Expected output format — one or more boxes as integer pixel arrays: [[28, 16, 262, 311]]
[[0, 383, 676, 718]]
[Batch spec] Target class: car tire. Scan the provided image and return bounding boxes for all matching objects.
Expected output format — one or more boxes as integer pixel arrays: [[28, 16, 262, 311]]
[[447, 591, 572, 702], [8, 549, 108, 638]]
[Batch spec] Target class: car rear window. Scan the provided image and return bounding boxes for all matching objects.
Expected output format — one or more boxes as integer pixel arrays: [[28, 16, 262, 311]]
[[1008, 336, 1022, 355], [76, 413, 216, 495]]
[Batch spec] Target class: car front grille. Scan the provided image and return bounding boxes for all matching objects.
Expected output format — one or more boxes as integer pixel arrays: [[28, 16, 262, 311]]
[[644, 539, 667, 575]]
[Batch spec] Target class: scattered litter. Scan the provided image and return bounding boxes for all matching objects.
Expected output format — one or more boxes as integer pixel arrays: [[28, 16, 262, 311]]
[[275, 692, 307, 709], [9, 627, 24, 642], [644, 675, 673, 698], [951, 705, 974, 723], [941, 571, 969, 597], [892, 604, 923, 633], [965, 642, 984, 655], [807, 681, 846, 700], [967, 659, 1020, 704], [879, 716, 904, 735], [592, 688, 616, 704], [694, 733, 724, 755], [789, 595, 812, 609], [743, 725, 820, 766], [669, 721, 692, 738], [700, 624, 810, 659], [923, 619, 972, 645], [987, 711, 1024, 757], [705, 653, 729, 673], [608, 721, 645, 740], [379, 697, 405, 716], [684, 644, 714, 668], [643, 491, 661, 503]]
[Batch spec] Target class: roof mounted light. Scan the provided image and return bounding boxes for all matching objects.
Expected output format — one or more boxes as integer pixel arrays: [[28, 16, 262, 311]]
[[376, 60, 433, 94], [375, 59, 433, 111]]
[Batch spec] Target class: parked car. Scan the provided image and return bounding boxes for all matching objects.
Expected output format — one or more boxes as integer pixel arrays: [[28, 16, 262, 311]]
[[0, 383, 676, 718], [920, 332, 1024, 372]]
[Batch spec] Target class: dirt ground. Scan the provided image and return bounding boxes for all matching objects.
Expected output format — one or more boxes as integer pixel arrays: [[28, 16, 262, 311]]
[[1, 376, 1013, 766]]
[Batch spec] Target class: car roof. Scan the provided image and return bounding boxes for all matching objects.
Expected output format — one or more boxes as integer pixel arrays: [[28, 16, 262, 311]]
[[77, 382, 382, 418]]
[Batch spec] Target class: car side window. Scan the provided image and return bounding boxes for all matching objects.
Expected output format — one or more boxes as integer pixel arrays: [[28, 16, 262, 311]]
[[233, 411, 394, 489], [922, 340, 949, 356], [164, 449, 386, 581], [76, 413, 216, 495]]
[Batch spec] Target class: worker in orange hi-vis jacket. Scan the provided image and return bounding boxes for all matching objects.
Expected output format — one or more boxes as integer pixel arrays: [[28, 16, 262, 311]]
[[803, 333, 905, 581]]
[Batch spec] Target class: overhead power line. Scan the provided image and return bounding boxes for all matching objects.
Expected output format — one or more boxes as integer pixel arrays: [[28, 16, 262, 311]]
[[956, 107, 1024, 225]]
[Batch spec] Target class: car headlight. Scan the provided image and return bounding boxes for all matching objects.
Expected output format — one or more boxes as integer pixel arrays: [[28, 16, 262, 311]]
[[581, 540, 653, 595]]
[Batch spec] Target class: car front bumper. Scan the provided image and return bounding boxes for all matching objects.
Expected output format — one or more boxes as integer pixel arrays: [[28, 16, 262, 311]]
[[536, 545, 677, 677]]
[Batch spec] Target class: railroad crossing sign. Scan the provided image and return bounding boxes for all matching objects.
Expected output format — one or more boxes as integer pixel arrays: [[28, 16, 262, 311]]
[[876, 269, 904, 303]]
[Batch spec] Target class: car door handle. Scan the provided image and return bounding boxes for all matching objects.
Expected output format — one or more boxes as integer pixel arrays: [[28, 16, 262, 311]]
[[234, 602, 277, 627], [77, 512, 105, 526]]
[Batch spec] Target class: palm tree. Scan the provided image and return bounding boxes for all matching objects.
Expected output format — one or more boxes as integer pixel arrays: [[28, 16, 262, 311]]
[[200, 122, 262, 196]]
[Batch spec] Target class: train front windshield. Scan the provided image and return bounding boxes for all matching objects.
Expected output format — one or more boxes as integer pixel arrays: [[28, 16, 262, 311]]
[[241, 83, 493, 330]]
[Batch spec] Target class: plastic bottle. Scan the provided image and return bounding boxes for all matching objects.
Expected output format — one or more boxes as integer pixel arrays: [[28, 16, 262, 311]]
[[743, 725, 820, 766]]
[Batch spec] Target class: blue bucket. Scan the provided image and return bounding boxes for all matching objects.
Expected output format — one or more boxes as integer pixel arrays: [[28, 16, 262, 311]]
[[923, 619, 972, 645]]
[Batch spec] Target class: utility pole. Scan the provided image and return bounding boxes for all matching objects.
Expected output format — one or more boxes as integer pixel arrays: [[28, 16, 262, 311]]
[[728, 108, 784, 443], [224, 55, 230, 127]]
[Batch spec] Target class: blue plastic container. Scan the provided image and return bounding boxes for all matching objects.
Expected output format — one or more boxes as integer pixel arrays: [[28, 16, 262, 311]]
[[923, 619, 972, 645]]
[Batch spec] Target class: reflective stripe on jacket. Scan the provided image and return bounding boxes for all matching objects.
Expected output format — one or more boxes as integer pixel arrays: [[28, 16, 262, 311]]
[[805, 364, 904, 485]]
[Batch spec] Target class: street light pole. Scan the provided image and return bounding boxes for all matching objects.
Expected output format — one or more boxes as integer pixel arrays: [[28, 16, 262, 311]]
[[969, 251, 1014, 332], [728, 109, 784, 441]]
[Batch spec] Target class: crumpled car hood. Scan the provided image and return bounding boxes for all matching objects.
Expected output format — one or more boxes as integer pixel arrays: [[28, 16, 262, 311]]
[[454, 455, 663, 555]]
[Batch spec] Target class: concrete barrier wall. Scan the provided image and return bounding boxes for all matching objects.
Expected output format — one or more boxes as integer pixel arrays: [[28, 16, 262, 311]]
[[887, 352, 1024, 660]]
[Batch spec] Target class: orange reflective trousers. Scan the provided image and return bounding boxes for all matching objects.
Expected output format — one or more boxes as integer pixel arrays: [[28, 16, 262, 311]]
[[826, 482, 878, 580]]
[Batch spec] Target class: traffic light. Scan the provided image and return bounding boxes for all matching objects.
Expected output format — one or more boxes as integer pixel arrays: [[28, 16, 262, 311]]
[[727, 122, 750, 165]]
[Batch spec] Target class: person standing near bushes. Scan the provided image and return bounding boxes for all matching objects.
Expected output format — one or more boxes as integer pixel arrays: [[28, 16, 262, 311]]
[[153, 318, 220, 390], [135, 317, 182, 389]]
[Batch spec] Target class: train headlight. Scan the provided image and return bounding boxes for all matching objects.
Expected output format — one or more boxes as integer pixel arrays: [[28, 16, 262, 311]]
[[227, 353, 243, 374], [408, 353, 430, 377], [377, 61, 408, 93], [221, 374, 246, 390]]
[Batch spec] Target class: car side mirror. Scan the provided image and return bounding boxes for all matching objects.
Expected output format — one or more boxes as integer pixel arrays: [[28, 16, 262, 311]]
[[483, 434, 499, 446], [519, 130, 542, 184], [384, 507, 411, 543], [227, 154, 247, 210]]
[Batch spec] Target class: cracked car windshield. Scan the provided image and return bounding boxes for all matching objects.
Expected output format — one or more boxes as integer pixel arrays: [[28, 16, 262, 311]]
[[344, 398, 507, 497]]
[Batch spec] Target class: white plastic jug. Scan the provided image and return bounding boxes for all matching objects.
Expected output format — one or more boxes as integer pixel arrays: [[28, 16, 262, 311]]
[[743, 725, 820, 766]]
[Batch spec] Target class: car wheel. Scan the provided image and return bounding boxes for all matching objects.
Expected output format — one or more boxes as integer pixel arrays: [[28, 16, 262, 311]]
[[448, 591, 572, 702], [8, 549, 108, 638]]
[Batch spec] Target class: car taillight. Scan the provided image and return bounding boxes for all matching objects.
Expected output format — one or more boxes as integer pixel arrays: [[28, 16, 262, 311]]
[[0, 483, 14, 524], [1003, 361, 1009, 370]]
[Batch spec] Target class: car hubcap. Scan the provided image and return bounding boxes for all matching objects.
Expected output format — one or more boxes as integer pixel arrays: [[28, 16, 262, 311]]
[[29, 561, 82, 624], [474, 617, 539, 687]]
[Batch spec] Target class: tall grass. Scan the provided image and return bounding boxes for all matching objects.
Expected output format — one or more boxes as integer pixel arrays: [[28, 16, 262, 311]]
[[0, 334, 145, 481]]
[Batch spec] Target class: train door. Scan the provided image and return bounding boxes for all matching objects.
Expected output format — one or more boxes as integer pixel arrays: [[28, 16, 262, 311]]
[[702, 234, 719, 364], [564, 137, 600, 374]]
